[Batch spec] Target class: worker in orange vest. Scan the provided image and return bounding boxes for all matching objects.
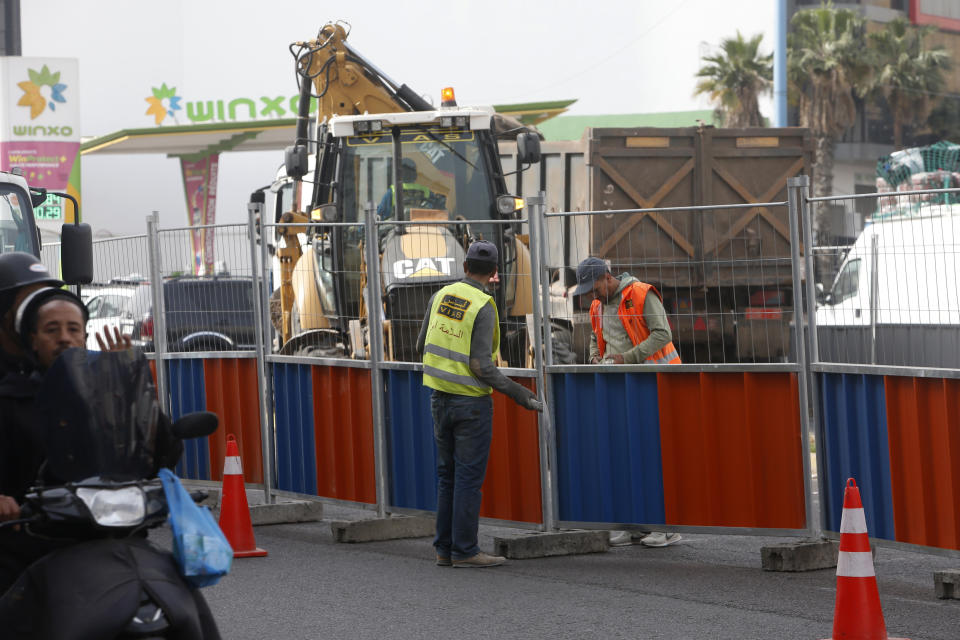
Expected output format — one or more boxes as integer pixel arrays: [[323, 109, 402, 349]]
[[572, 256, 682, 548], [572, 257, 681, 366]]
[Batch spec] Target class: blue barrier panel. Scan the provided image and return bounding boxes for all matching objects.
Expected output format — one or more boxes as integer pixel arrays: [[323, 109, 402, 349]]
[[166, 359, 210, 480], [272, 363, 317, 495], [819, 372, 895, 539], [553, 371, 665, 525], [385, 369, 436, 511]]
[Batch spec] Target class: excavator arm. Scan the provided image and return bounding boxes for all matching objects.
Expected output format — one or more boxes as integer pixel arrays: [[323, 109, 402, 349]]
[[291, 21, 432, 120]]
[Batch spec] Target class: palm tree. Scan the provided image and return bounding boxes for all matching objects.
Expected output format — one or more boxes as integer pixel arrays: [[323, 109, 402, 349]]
[[694, 32, 773, 128], [868, 18, 950, 150], [788, 4, 871, 198]]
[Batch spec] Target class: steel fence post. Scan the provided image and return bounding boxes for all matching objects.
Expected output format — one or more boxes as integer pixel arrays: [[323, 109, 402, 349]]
[[799, 176, 825, 538], [248, 205, 275, 504], [364, 202, 389, 519], [787, 178, 817, 538], [527, 193, 557, 532], [146, 212, 169, 415]]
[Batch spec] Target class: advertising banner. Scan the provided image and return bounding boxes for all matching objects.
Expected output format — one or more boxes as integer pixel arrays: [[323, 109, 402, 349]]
[[0, 57, 81, 229], [179, 153, 219, 275]]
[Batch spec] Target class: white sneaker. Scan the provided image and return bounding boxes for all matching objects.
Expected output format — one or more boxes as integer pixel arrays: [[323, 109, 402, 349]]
[[640, 532, 682, 547], [608, 531, 632, 546]]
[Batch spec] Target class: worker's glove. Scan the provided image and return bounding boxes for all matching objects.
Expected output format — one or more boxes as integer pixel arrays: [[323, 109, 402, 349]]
[[522, 392, 544, 412]]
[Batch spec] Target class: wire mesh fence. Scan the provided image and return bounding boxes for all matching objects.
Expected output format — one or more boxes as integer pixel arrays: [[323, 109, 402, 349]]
[[809, 187, 960, 369], [141, 225, 257, 353], [266, 221, 366, 359], [375, 217, 532, 366], [542, 201, 796, 364]]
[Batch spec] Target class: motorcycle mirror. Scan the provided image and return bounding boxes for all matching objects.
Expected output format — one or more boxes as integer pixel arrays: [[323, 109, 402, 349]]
[[172, 411, 219, 439]]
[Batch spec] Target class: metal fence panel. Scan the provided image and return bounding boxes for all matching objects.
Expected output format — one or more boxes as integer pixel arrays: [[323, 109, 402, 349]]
[[165, 358, 211, 480], [658, 372, 805, 529], [883, 375, 960, 550], [552, 371, 665, 525], [272, 363, 318, 495], [201, 357, 263, 484], [385, 368, 543, 525], [309, 363, 376, 504], [818, 372, 895, 540]]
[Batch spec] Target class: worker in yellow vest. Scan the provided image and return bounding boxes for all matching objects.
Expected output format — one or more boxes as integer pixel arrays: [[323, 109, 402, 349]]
[[572, 256, 683, 548], [417, 240, 543, 568]]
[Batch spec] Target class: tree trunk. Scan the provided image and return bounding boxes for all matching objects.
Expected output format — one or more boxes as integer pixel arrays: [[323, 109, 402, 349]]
[[811, 134, 838, 286], [812, 134, 835, 199], [893, 119, 903, 150]]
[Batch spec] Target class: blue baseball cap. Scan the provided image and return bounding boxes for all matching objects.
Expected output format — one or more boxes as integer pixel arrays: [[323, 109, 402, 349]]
[[571, 257, 610, 296], [466, 240, 499, 264]]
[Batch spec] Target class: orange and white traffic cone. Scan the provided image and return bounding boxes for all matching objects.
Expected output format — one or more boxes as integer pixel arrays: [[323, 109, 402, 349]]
[[822, 478, 907, 640], [218, 434, 267, 558]]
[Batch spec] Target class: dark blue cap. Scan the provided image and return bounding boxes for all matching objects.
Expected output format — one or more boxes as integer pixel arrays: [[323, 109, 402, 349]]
[[466, 240, 498, 264], [571, 257, 609, 296]]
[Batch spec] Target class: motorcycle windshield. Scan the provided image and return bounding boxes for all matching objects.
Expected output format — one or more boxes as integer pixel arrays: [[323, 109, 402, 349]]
[[36, 348, 159, 482]]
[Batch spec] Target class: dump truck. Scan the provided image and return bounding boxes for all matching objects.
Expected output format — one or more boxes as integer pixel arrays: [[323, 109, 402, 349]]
[[498, 126, 813, 363], [254, 22, 550, 364]]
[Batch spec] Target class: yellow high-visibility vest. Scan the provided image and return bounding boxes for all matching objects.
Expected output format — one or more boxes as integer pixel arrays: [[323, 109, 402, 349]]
[[422, 281, 499, 396]]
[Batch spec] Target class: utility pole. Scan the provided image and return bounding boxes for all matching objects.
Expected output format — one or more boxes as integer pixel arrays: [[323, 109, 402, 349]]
[[1, 0, 21, 56]]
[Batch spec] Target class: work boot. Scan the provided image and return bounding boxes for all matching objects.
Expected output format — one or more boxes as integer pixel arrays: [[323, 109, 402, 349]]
[[436, 554, 452, 567], [452, 552, 506, 568]]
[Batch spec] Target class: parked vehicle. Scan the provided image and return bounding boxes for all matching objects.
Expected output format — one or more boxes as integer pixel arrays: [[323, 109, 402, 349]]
[[815, 203, 960, 368], [126, 276, 257, 352], [84, 285, 139, 349], [1, 168, 91, 283]]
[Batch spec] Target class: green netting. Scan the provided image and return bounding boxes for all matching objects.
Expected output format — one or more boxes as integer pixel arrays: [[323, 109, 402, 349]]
[[876, 141, 960, 187]]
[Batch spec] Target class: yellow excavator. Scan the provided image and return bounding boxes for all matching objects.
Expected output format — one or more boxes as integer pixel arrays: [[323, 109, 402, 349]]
[[255, 21, 554, 364]]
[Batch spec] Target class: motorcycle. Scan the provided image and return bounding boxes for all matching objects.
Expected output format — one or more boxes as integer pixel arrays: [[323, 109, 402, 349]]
[[0, 348, 222, 639]]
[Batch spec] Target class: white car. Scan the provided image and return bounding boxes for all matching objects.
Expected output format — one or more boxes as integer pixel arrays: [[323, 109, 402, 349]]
[[84, 286, 139, 349]]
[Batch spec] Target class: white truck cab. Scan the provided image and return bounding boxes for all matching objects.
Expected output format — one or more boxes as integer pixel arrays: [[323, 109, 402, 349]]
[[816, 204, 960, 367]]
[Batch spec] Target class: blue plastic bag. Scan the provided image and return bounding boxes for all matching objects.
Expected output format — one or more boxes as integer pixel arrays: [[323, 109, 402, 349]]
[[158, 468, 233, 588]]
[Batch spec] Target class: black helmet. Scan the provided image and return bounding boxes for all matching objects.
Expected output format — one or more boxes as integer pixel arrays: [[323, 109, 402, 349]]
[[0, 252, 64, 293]]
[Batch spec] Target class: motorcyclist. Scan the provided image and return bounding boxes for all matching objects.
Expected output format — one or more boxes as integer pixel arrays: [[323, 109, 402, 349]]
[[0, 286, 220, 638], [0, 286, 154, 592]]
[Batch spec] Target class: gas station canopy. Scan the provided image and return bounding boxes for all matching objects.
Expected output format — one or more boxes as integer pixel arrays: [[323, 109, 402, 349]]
[[79, 100, 577, 158]]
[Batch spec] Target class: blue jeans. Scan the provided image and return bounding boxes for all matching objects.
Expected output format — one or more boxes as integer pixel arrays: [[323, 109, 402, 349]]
[[431, 391, 493, 560]]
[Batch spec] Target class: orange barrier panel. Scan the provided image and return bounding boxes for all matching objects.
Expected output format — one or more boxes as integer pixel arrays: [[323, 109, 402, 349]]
[[311, 366, 376, 504], [658, 372, 805, 528], [481, 378, 543, 524], [203, 358, 263, 484], [884, 376, 960, 549]]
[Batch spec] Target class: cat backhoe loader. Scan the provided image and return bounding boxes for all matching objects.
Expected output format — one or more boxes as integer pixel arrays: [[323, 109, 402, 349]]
[[255, 21, 556, 364]]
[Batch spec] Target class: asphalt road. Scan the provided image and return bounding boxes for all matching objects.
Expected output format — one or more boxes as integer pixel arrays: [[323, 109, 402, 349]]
[[151, 505, 960, 640]]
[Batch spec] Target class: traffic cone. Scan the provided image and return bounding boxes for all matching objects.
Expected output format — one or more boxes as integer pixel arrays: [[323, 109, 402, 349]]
[[822, 478, 907, 640], [218, 434, 267, 558]]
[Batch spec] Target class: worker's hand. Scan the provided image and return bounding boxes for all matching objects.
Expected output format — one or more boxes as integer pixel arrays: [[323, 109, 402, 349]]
[[96, 326, 132, 352], [607, 354, 625, 365], [521, 391, 544, 412], [590, 356, 602, 364], [0, 495, 20, 522]]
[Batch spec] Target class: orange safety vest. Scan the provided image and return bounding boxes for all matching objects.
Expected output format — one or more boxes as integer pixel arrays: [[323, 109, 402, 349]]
[[590, 281, 681, 364]]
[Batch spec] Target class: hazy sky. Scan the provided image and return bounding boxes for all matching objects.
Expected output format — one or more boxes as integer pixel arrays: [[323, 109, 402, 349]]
[[21, 0, 776, 236]]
